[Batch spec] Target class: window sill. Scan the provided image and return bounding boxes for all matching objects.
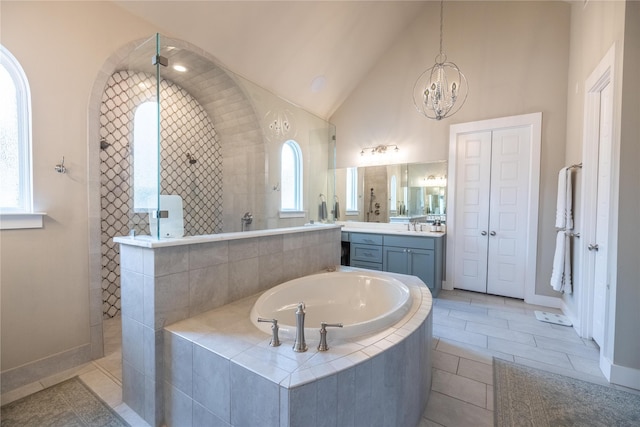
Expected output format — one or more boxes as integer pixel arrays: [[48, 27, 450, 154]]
[[0, 212, 46, 230], [345, 211, 360, 216], [279, 210, 306, 219]]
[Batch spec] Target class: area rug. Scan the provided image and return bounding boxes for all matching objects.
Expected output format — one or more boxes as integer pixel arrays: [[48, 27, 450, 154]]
[[1, 376, 130, 427], [494, 358, 640, 427]]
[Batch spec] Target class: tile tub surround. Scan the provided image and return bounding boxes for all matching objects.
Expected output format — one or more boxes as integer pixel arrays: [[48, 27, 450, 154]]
[[115, 225, 341, 427], [163, 268, 433, 427]]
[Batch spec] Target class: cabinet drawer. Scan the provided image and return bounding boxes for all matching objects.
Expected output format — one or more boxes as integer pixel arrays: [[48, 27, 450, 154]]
[[351, 260, 383, 271], [350, 243, 383, 263], [383, 235, 435, 250], [350, 233, 383, 246]]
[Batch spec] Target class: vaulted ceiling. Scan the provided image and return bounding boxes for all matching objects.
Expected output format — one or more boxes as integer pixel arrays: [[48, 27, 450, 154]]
[[112, 1, 427, 120]]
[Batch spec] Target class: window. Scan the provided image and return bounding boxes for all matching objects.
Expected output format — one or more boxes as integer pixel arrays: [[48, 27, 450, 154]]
[[0, 46, 32, 213], [133, 101, 159, 212], [346, 167, 358, 214], [390, 175, 397, 213], [280, 140, 303, 213]]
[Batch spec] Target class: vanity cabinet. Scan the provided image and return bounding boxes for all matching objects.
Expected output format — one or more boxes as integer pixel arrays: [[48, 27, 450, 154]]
[[348, 231, 443, 296], [383, 235, 442, 297], [350, 233, 384, 270]]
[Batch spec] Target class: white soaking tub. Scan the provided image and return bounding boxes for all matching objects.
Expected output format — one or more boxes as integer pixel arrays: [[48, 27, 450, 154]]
[[250, 270, 412, 340]]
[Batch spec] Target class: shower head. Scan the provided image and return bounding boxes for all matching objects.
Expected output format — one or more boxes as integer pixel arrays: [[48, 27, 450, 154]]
[[100, 138, 111, 150], [186, 153, 197, 165]]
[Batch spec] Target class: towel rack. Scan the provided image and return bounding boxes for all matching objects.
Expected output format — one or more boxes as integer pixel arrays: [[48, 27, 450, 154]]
[[568, 162, 582, 169], [564, 231, 580, 238]]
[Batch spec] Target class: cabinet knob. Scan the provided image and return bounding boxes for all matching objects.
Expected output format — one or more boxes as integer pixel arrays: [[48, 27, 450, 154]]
[[481, 231, 487, 236], [490, 231, 496, 236]]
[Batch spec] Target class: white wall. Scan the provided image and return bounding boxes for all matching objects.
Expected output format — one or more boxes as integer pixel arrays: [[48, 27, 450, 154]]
[[331, 1, 571, 298], [0, 1, 161, 377]]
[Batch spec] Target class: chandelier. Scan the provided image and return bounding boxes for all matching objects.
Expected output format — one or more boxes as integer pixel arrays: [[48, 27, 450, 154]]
[[413, 0, 468, 120]]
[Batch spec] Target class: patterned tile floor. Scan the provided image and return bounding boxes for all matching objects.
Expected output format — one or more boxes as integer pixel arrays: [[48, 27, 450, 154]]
[[3, 289, 626, 427]]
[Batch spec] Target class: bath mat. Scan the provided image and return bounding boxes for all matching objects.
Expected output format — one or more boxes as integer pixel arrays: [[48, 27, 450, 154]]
[[534, 310, 572, 326], [494, 358, 640, 427], [1, 376, 130, 427]]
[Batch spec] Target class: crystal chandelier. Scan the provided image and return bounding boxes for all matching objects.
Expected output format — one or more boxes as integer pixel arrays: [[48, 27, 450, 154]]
[[413, 0, 468, 120]]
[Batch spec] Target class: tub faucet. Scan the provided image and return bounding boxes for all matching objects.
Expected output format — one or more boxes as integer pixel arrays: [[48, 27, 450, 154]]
[[317, 322, 343, 351], [292, 302, 308, 352]]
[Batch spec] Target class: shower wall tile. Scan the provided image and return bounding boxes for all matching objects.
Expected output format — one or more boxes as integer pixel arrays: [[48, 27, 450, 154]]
[[228, 259, 260, 302], [192, 344, 231, 421], [189, 263, 230, 315], [228, 238, 259, 261], [163, 333, 193, 397], [120, 270, 144, 323], [150, 272, 190, 329], [189, 241, 229, 270], [148, 246, 190, 277], [122, 361, 145, 417], [164, 382, 193, 427], [258, 252, 284, 290], [259, 235, 283, 255], [193, 401, 230, 427], [288, 381, 318, 427], [230, 362, 279, 427], [336, 368, 356, 427], [122, 317, 144, 373]]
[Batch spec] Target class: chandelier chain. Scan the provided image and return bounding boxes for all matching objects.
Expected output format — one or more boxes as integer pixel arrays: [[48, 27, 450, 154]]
[[439, 0, 444, 56]]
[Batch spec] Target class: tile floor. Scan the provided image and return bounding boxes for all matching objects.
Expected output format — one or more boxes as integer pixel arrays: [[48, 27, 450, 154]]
[[2, 289, 620, 427]]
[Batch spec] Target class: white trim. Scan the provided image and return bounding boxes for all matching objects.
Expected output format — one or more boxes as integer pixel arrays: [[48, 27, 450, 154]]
[[526, 293, 562, 309], [600, 354, 640, 390], [447, 112, 542, 302], [576, 43, 616, 344], [345, 210, 360, 216], [0, 212, 46, 230], [278, 210, 306, 219]]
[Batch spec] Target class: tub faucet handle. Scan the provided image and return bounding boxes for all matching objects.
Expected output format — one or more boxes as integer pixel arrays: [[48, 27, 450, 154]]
[[317, 322, 343, 352], [257, 317, 281, 347]]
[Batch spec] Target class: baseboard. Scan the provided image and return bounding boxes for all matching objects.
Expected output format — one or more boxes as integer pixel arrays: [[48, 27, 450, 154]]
[[0, 344, 91, 394], [600, 355, 640, 391], [524, 293, 562, 309]]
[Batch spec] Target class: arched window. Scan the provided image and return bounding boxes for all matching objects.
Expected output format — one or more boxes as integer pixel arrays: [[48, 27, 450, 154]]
[[281, 140, 303, 212], [133, 101, 159, 211], [0, 46, 32, 214]]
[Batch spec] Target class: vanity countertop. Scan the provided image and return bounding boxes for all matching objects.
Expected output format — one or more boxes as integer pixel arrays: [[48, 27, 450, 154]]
[[338, 221, 446, 238]]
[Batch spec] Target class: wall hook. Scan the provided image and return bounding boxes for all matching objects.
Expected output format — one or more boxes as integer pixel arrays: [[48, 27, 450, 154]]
[[54, 156, 67, 174]]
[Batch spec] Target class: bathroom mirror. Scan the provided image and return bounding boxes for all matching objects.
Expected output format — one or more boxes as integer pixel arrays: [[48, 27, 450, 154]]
[[335, 161, 447, 224]]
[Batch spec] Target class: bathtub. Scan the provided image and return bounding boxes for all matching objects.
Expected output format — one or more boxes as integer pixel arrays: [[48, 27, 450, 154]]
[[250, 270, 412, 340]]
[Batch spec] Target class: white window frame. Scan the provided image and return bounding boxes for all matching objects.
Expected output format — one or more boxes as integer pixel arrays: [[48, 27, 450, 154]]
[[279, 139, 304, 217], [0, 46, 43, 229]]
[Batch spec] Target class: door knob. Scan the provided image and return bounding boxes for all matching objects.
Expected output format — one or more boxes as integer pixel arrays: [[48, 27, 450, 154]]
[[490, 231, 496, 236], [481, 231, 487, 236], [588, 243, 599, 251]]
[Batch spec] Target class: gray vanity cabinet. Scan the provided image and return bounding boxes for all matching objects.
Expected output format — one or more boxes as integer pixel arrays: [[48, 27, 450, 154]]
[[383, 235, 441, 297], [349, 233, 384, 270], [348, 231, 443, 296]]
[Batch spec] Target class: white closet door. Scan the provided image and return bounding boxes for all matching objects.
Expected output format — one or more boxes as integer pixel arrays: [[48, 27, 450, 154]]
[[454, 131, 492, 293], [486, 127, 531, 299]]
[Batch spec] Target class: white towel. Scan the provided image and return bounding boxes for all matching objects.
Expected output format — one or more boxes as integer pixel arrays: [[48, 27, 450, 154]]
[[550, 230, 572, 293], [555, 167, 574, 229]]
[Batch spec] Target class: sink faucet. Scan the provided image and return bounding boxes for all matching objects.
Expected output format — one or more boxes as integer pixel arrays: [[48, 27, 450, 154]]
[[292, 302, 308, 352], [257, 317, 281, 347]]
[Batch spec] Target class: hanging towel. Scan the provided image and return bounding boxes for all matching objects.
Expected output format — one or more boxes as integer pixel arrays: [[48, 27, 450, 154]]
[[550, 231, 572, 294], [319, 201, 328, 221], [334, 200, 340, 220], [555, 167, 574, 229]]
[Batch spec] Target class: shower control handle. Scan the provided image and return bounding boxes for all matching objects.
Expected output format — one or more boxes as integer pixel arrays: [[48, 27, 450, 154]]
[[257, 318, 281, 347]]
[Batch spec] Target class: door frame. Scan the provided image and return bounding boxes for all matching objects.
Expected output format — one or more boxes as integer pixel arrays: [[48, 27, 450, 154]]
[[577, 44, 617, 344], [447, 112, 544, 305]]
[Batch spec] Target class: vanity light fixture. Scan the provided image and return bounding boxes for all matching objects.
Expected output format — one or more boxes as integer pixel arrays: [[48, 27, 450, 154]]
[[412, 0, 468, 120], [425, 175, 447, 187], [360, 144, 399, 156]]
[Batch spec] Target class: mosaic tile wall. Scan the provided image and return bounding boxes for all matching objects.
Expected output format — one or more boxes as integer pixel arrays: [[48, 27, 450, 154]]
[[99, 70, 223, 318]]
